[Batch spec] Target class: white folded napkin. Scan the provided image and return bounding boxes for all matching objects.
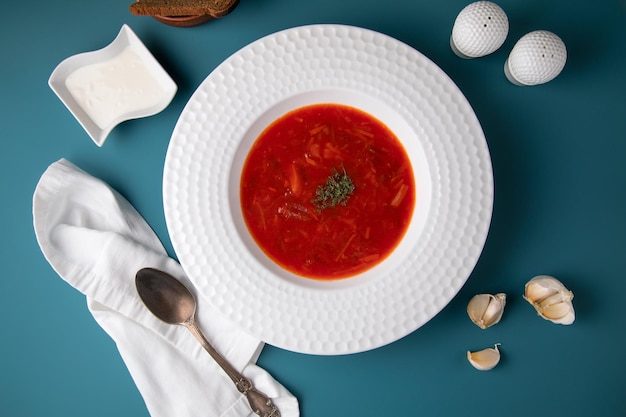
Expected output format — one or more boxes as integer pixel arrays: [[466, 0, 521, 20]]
[[33, 159, 299, 417]]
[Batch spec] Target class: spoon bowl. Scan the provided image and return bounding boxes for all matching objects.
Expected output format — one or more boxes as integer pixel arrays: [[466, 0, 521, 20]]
[[135, 268, 280, 417], [136, 268, 196, 324]]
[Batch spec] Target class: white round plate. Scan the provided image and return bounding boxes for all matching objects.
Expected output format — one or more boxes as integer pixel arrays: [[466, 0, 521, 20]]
[[163, 24, 493, 355]]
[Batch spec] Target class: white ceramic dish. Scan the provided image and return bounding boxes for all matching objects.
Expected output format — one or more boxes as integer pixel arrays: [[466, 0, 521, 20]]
[[49, 24, 177, 146], [163, 24, 494, 355]]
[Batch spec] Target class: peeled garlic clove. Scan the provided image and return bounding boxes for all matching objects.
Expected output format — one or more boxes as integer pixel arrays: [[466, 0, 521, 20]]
[[467, 344, 501, 370], [467, 293, 506, 329], [523, 275, 575, 325]]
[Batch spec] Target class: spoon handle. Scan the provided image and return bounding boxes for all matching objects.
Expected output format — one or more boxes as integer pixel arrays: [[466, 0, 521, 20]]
[[185, 320, 280, 417]]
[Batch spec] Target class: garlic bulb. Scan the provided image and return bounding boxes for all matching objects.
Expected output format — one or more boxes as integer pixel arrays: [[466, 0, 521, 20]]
[[523, 275, 575, 325], [467, 344, 501, 370], [467, 293, 506, 329]]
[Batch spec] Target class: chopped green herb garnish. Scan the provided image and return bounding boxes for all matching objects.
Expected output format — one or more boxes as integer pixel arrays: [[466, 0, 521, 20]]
[[312, 167, 355, 211]]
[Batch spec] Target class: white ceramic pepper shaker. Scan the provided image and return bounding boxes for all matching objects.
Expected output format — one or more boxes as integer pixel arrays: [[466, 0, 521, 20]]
[[504, 30, 567, 86], [451, 1, 509, 58]]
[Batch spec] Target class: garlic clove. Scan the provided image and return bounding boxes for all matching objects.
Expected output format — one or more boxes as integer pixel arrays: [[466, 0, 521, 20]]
[[524, 279, 556, 301], [541, 302, 575, 324], [523, 275, 575, 325], [467, 344, 501, 370], [467, 293, 506, 329]]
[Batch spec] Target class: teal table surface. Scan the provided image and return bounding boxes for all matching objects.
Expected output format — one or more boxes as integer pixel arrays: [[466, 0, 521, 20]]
[[2, 0, 625, 416]]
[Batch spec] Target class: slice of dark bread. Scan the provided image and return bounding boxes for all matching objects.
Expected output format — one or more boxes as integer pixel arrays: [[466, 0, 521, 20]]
[[129, 0, 239, 18]]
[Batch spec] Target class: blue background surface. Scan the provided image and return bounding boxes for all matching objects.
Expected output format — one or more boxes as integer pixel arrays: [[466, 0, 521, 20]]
[[1, 0, 625, 416]]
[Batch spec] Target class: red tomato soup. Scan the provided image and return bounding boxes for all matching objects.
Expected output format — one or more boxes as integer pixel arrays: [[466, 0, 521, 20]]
[[240, 103, 415, 280]]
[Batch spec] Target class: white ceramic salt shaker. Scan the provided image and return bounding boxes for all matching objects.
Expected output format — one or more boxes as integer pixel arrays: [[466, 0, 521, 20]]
[[451, 1, 509, 58], [504, 30, 567, 86]]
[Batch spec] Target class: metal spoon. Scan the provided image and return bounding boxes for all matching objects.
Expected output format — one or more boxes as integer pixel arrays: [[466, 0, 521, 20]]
[[135, 267, 280, 417]]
